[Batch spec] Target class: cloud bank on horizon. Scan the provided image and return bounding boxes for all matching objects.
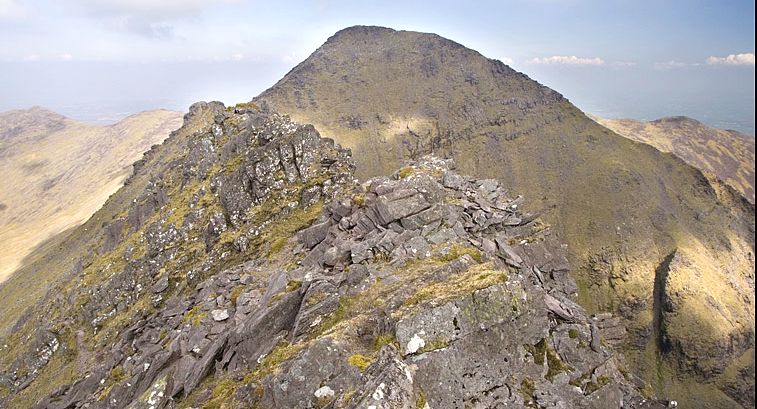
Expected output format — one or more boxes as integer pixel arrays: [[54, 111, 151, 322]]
[[527, 56, 606, 66], [707, 53, 755, 65]]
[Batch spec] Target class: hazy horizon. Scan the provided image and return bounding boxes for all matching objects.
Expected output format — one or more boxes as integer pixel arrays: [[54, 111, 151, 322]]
[[1, 0, 754, 134], [1, 56, 754, 135]]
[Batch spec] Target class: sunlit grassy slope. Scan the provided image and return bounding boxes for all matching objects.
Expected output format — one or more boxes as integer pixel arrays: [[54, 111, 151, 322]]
[[593, 115, 755, 204], [0, 107, 183, 282]]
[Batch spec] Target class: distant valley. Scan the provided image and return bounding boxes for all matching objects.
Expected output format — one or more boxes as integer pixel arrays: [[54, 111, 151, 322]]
[[593, 115, 755, 203], [0, 107, 183, 282]]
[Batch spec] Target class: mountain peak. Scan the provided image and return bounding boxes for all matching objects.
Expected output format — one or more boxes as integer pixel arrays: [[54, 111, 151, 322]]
[[651, 115, 702, 126], [259, 27, 563, 180], [595, 114, 755, 203], [0, 106, 68, 136], [4, 105, 62, 117], [328, 24, 397, 39], [258, 27, 755, 408], [323, 25, 461, 49]]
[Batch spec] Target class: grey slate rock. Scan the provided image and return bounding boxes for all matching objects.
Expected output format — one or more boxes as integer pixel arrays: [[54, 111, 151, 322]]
[[16, 146, 669, 409], [373, 193, 431, 225], [400, 204, 446, 230], [442, 171, 465, 189], [298, 220, 332, 249], [183, 333, 228, 394], [211, 309, 230, 321], [151, 276, 169, 294], [495, 232, 524, 267]]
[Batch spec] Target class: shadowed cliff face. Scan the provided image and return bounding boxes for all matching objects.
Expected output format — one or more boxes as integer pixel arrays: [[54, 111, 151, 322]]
[[257, 26, 755, 407], [593, 115, 755, 204]]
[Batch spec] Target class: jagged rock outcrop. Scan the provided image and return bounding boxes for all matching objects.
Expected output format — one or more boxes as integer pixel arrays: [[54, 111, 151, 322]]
[[0, 102, 353, 407], [256, 26, 756, 408], [0, 106, 667, 408]]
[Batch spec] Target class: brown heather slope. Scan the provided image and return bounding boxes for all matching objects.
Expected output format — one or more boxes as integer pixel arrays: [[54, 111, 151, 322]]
[[592, 115, 755, 203], [0, 107, 200, 343], [0, 107, 183, 282], [257, 26, 755, 407]]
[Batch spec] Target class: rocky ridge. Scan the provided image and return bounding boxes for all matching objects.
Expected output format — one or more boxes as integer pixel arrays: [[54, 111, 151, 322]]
[[256, 26, 755, 407], [0, 103, 666, 408]]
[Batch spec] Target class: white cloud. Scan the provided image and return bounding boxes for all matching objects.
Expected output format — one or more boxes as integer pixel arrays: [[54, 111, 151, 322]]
[[527, 55, 605, 66], [500, 56, 514, 65], [230, 53, 244, 61], [106, 15, 175, 39], [23, 54, 40, 61], [0, 0, 23, 20], [76, 0, 239, 17], [706, 53, 755, 66], [60, 53, 74, 61], [71, 0, 239, 39], [654, 60, 699, 70], [611, 61, 637, 67]]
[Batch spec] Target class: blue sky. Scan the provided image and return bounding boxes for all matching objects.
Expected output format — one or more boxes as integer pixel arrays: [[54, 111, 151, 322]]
[[1, 0, 754, 133]]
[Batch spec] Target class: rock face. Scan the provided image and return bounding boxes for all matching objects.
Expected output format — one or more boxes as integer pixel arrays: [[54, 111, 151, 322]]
[[256, 26, 755, 408], [0, 105, 666, 408]]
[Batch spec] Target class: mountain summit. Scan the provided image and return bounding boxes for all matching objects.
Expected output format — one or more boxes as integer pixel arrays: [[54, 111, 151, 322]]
[[0, 27, 753, 408], [258, 26, 755, 407]]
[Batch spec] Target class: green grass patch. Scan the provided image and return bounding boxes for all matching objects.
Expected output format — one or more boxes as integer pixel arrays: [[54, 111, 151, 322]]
[[418, 337, 449, 353], [347, 354, 373, 372], [184, 304, 207, 326], [397, 166, 415, 179], [235, 101, 261, 111], [520, 377, 536, 406], [243, 340, 306, 383], [202, 377, 239, 409], [525, 338, 571, 382], [230, 285, 248, 307], [352, 193, 366, 207], [373, 333, 399, 351], [584, 376, 611, 395], [403, 263, 507, 308], [436, 244, 483, 263], [286, 280, 303, 293], [416, 390, 428, 408]]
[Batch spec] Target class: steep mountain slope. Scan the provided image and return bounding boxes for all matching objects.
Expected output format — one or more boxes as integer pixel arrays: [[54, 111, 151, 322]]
[[592, 115, 755, 203], [0, 107, 183, 282], [0, 102, 667, 408], [257, 26, 755, 407]]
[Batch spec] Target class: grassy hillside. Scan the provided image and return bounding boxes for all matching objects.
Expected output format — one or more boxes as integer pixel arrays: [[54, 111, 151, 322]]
[[0, 107, 183, 282], [0, 103, 662, 408], [592, 115, 755, 203], [257, 26, 755, 407]]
